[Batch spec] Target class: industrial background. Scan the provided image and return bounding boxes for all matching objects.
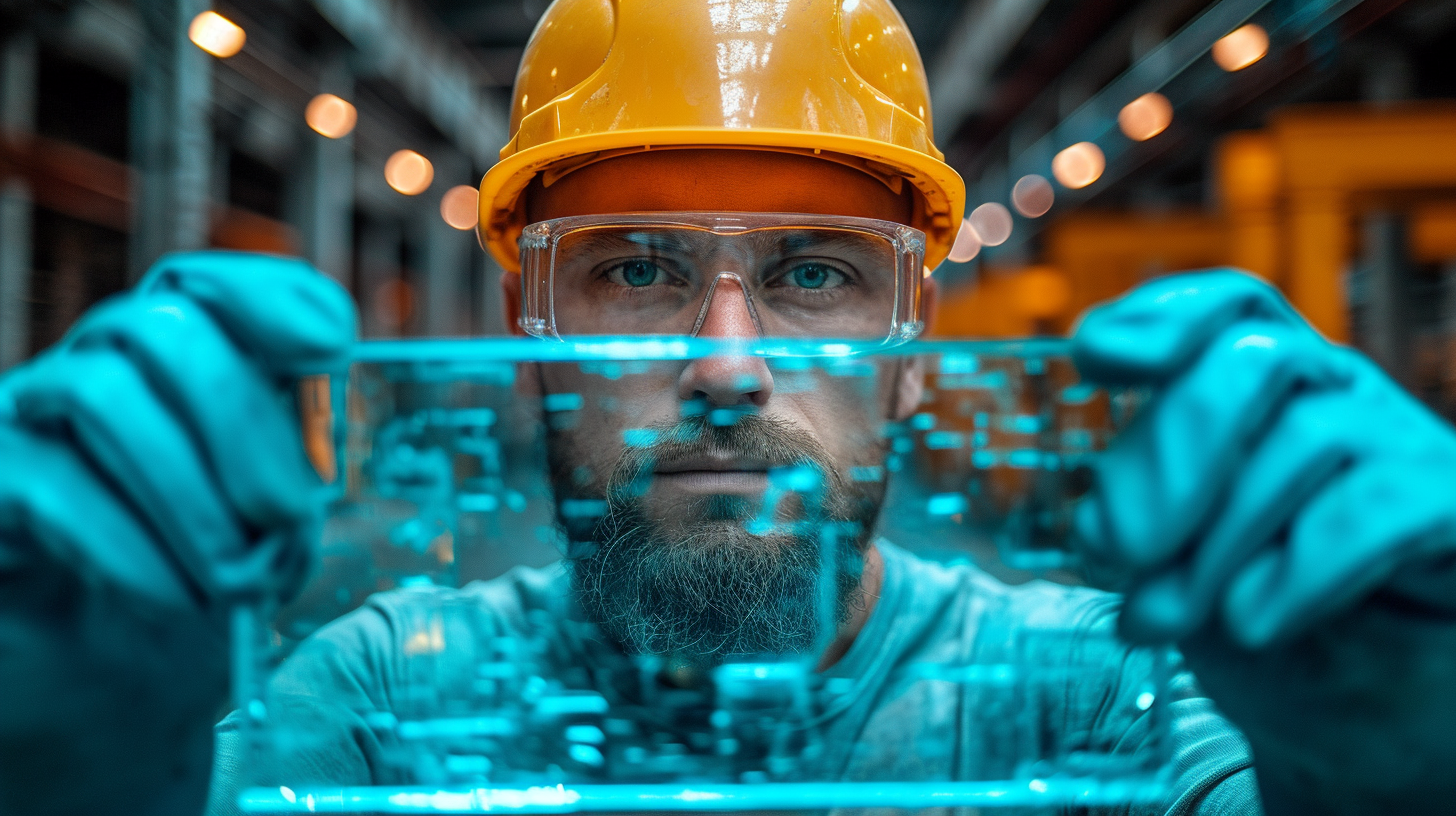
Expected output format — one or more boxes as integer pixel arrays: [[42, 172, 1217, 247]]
[[2, 0, 1455, 413]]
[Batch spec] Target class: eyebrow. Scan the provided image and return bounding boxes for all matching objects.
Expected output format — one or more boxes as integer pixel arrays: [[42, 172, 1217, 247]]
[[562, 228, 885, 261], [564, 230, 696, 257], [769, 231, 882, 258]]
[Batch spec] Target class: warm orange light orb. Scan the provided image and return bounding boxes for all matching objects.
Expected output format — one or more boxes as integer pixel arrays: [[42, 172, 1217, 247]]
[[1011, 174, 1055, 218], [1051, 142, 1106, 190], [968, 202, 1013, 247], [947, 219, 982, 263], [305, 94, 357, 139], [1118, 92, 1173, 141], [188, 11, 246, 58], [441, 185, 480, 230], [1212, 24, 1269, 72], [385, 150, 434, 195]]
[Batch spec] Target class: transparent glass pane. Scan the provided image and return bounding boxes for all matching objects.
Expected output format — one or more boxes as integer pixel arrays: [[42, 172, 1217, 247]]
[[231, 338, 1172, 814]]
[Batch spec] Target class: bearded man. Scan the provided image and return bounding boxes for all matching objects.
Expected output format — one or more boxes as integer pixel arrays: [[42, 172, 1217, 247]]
[[7, 2, 1456, 816]]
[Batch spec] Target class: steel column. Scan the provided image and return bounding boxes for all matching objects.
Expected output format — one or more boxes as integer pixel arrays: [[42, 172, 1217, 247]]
[[0, 30, 37, 369], [293, 59, 355, 284], [129, 0, 213, 280]]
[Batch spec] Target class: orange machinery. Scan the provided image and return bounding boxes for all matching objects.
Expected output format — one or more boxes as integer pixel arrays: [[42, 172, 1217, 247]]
[[934, 103, 1456, 342]]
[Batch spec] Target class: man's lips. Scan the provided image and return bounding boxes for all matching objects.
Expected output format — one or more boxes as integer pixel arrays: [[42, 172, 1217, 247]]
[[653, 456, 774, 493]]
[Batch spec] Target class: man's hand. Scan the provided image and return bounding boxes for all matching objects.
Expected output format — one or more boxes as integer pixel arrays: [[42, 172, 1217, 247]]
[[0, 252, 355, 816], [1071, 270, 1456, 815]]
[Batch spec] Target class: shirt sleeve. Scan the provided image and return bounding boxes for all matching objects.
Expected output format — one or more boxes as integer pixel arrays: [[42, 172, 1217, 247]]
[[1157, 674, 1262, 815], [205, 597, 412, 816], [204, 581, 529, 816], [1056, 596, 1261, 816]]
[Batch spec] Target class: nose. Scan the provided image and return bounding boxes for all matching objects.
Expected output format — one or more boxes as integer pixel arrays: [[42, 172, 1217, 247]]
[[678, 276, 774, 408]]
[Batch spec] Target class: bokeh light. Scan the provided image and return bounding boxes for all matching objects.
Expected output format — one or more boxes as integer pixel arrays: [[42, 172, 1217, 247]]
[[947, 219, 982, 263], [441, 185, 480, 230], [1011, 175, 1055, 217], [968, 202, 1013, 247], [1052, 142, 1106, 190], [1014, 266, 1073, 320], [385, 150, 434, 195], [305, 94, 357, 139], [1212, 24, 1268, 72], [1118, 92, 1173, 141], [188, 11, 246, 58]]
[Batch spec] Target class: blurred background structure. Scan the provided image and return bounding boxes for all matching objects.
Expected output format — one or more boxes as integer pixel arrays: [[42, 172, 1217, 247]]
[[2, 0, 1456, 413]]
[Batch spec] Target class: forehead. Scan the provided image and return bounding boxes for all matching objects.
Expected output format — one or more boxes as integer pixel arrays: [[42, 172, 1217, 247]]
[[525, 149, 915, 225]]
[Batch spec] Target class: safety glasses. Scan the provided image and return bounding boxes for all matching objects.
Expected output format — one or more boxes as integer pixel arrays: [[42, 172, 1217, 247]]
[[517, 212, 926, 345]]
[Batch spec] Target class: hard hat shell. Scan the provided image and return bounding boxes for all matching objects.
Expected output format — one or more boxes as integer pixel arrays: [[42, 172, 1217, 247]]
[[478, 0, 966, 272]]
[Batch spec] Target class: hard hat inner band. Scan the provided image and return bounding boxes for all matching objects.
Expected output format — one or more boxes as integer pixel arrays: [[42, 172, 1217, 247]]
[[537, 144, 907, 198]]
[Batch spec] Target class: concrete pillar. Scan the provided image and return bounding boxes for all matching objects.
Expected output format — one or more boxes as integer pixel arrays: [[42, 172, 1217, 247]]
[[1359, 211, 1411, 384], [129, 0, 213, 280], [0, 30, 37, 370], [414, 153, 473, 337], [1440, 260, 1456, 417], [291, 58, 354, 284], [0, 181, 31, 369], [478, 251, 508, 336], [356, 213, 403, 338]]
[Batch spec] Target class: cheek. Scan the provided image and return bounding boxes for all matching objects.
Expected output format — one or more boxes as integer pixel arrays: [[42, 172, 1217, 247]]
[[776, 373, 889, 467], [540, 363, 686, 488]]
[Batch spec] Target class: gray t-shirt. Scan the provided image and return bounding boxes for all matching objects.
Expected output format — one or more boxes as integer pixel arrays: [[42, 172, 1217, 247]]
[[207, 542, 1259, 814]]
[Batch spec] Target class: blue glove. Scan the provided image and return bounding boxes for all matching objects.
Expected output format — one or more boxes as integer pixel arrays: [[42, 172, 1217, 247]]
[[1071, 270, 1456, 813], [0, 251, 355, 608], [0, 251, 355, 816]]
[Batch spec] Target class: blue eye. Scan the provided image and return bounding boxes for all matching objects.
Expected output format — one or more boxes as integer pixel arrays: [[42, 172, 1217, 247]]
[[607, 261, 664, 287], [786, 263, 844, 289]]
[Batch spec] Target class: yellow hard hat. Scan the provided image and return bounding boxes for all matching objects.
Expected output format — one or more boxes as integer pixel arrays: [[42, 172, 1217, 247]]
[[478, 0, 966, 272]]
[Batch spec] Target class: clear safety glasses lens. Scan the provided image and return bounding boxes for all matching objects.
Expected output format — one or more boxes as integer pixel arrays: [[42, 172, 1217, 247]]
[[518, 213, 926, 344]]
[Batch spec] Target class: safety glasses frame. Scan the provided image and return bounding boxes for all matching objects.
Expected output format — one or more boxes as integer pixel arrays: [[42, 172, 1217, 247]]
[[517, 212, 927, 346]]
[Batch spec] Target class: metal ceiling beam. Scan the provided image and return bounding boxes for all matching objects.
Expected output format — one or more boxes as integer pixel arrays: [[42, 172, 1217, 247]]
[[928, 0, 1054, 147], [430, 0, 539, 49], [971, 0, 1367, 262], [307, 0, 508, 167]]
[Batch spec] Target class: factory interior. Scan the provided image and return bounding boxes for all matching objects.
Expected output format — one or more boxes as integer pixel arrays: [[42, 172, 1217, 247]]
[[1, 0, 1454, 416], [9, 3, 1456, 814]]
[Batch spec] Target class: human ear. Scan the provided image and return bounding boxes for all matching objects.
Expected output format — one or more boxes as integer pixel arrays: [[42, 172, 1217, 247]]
[[890, 356, 926, 421], [501, 271, 525, 336], [919, 274, 938, 335], [885, 274, 936, 420]]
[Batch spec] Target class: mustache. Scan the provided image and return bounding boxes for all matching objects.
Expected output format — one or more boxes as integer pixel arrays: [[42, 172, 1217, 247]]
[[605, 413, 839, 499]]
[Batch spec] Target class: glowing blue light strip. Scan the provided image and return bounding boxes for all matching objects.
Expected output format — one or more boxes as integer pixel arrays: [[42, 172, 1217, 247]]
[[240, 777, 1169, 813], [350, 337, 1074, 363]]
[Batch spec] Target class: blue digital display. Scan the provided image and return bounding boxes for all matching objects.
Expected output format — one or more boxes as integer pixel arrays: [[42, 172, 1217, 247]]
[[229, 338, 1170, 813]]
